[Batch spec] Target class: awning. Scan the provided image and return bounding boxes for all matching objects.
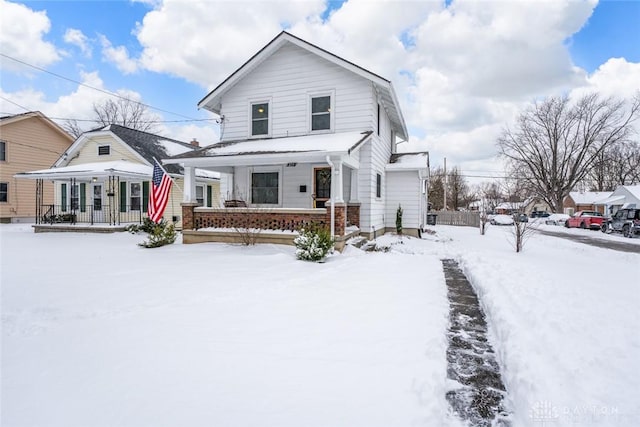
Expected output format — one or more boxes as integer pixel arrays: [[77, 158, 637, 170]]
[[14, 160, 219, 181], [594, 195, 625, 205]]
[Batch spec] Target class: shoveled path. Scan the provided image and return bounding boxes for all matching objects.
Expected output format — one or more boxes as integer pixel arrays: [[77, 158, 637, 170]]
[[442, 259, 511, 426]]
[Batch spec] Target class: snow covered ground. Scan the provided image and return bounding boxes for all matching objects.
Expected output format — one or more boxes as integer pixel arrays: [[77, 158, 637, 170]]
[[1, 223, 638, 426]]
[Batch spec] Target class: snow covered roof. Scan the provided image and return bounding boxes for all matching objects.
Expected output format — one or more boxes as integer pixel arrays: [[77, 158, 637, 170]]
[[166, 131, 372, 168], [15, 160, 219, 181], [568, 191, 612, 204], [622, 185, 640, 200], [386, 152, 429, 171]]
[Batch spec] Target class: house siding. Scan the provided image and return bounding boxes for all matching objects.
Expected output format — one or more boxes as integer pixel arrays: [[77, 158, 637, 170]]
[[385, 171, 421, 231], [220, 43, 373, 140], [67, 135, 141, 166], [0, 115, 73, 222]]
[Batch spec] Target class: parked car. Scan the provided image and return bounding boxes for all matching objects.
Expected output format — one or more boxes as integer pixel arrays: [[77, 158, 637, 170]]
[[530, 211, 550, 218], [601, 208, 640, 238], [517, 213, 528, 223], [545, 213, 570, 226], [490, 214, 515, 225], [565, 211, 605, 230]]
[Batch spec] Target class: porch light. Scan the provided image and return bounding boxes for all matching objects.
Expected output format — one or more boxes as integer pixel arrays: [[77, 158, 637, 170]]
[[92, 177, 97, 183]]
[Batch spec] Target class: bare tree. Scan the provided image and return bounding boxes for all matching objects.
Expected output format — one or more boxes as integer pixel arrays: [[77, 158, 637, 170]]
[[510, 216, 537, 253], [64, 97, 159, 137], [588, 140, 640, 190], [498, 92, 640, 212], [428, 167, 445, 210], [447, 167, 471, 210]]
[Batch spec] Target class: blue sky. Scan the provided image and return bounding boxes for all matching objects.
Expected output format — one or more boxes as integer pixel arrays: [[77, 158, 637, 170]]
[[1, 0, 639, 176]]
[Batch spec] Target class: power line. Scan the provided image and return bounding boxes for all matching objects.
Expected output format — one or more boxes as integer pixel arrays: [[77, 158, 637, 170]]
[[0, 52, 202, 121]]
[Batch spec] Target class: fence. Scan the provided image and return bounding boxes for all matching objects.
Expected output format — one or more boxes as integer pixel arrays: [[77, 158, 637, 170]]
[[430, 211, 480, 227]]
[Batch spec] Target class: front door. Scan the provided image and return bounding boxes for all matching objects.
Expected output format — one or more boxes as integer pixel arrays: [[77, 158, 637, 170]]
[[92, 184, 104, 223], [313, 167, 331, 208]]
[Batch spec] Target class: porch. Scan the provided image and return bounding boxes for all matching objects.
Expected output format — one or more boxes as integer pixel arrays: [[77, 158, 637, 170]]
[[180, 203, 361, 249]]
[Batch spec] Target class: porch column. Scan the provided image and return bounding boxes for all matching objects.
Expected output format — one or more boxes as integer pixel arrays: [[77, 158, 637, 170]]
[[349, 169, 358, 202], [331, 158, 344, 204], [183, 166, 197, 203]]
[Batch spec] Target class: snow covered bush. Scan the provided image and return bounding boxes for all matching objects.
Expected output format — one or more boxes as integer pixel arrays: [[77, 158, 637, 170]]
[[294, 226, 334, 262], [138, 220, 177, 248]]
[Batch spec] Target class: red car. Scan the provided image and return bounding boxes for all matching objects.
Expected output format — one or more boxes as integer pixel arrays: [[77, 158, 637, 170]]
[[565, 211, 605, 230]]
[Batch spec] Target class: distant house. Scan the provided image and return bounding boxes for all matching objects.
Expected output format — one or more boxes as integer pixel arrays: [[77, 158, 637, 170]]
[[15, 124, 219, 229], [522, 197, 553, 215], [595, 185, 640, 215], [563, 191, 612, 215], [165, 31, 429, 246], [0, 111, 74, 223], [494, 201, 523, 215]]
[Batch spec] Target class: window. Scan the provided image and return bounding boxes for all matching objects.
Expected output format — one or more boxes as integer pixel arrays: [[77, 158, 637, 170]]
[[0, 182, 7, 202], [130, 183, 141, 211], [0, 141, 6, 161], [311, 95, 331, 131], [251, 102, 269, 136], [376, 173, 382, 198], [98, 145, 110, 156], [71, 184, 80, 210], [251, 172, 279, 204], [196, 185, 204, 206]]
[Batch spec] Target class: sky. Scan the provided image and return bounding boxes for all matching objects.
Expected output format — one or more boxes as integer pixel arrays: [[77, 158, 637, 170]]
[[1, 0, 639, 183]]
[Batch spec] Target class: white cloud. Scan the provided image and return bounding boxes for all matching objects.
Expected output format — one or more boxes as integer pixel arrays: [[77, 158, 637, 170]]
[[572, 58, 640, 100], [0, 0, 60, 71], [64, 28, 92, 57], [99, 35, 139, 74]]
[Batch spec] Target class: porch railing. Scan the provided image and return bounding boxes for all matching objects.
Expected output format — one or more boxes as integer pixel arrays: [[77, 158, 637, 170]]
[[38, 204, 145, 226]]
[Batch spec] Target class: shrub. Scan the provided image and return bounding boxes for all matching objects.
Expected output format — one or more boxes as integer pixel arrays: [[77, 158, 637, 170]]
[[396, 204, 403, 235], [138, 220, 177, 248], [294, 226, 334, 262], [126, 217, 158, 234]]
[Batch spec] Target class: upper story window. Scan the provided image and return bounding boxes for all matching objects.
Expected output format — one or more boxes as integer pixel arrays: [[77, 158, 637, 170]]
[[251, 102, 269, 136], [311, 95, 332, 131], [98, 145, 110, 156], [0, 140, 6, 161]]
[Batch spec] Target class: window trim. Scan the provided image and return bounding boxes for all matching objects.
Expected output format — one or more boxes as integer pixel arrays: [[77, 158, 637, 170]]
[[196, 184, 205, 207], [0, 182, 8, 203], [248, 99, 271, 138], [129, 182, 142, 211], [248, 166, 282, 207], [308, 90, 335, 133], [0, 140, 6, 162], [97, 145, 111, 156]]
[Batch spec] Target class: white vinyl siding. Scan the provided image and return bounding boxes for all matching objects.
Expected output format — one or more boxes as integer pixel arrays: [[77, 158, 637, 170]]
[[68, 135, 140, 166], [220, 43, 373, 140], [385, 171, 421, 230]]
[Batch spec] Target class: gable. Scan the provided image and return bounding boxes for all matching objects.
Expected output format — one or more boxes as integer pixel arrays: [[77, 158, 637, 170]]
[[67, 133, 142, 167], [198, 31, 408, 140]]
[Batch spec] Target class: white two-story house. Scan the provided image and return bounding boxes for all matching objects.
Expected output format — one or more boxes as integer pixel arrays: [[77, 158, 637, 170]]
[[166, 31, 429, 245]]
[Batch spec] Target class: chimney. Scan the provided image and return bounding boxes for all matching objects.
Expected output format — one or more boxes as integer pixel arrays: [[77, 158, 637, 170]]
[[190, 138, 199, 147]]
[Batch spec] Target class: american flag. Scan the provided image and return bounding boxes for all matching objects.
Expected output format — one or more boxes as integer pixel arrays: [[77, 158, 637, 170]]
[[148, 160, 173, 223]]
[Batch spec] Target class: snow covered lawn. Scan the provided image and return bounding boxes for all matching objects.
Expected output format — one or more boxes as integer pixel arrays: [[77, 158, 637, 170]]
[[2, 223, 638, 426]]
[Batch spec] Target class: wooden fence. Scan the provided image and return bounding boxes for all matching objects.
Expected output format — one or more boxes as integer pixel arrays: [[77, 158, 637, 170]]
[[429, 211, 480, 227]]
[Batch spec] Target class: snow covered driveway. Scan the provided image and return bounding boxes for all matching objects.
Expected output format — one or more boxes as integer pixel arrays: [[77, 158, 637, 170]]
[[1, 225, 453, 427]]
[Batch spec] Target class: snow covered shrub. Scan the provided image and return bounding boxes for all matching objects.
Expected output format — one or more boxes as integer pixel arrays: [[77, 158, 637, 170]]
[[294, 226, 334, 262], [139, 220, 177, 248], [126, 217, 158, 234], [396, 204, 403, 235]]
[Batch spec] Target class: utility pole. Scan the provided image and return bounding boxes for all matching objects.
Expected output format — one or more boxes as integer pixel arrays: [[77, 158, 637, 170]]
[[443, 157, 447, 211]]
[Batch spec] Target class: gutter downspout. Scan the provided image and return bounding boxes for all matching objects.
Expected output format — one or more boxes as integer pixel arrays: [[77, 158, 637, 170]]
[[326, 155, 335, 240]]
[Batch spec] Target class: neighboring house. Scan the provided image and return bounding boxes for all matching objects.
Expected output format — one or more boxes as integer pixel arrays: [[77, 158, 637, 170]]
[[0, 111, 74, 223], [563, 191, 612, 215], [522, 196, 553, 215], [494, 201, 523, 215], [165, 31, 429, 245], [594, 185, 640, 215], [15, 124, 219, 229]]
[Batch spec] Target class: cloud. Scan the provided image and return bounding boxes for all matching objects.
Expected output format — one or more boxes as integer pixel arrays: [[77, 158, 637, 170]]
[[0, 0, 60, 71], [64, 28, 92, 57], [99, 35, 139, 74]]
